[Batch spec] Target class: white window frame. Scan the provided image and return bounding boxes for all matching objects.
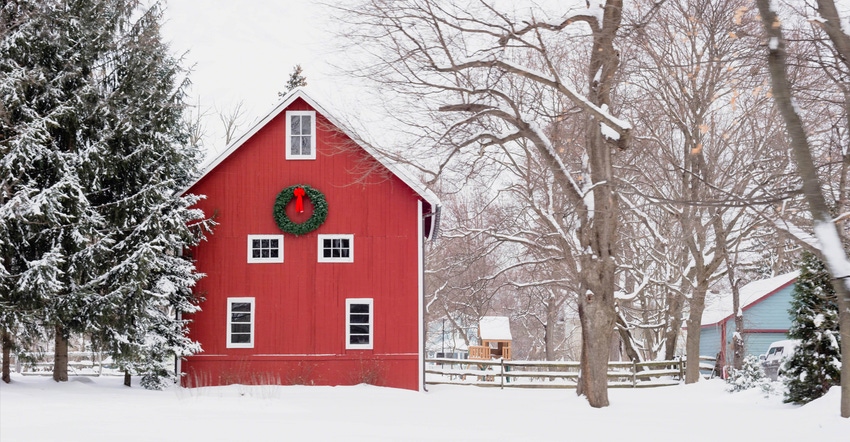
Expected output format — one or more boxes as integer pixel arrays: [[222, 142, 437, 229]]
[[345, 298, 373, 350], [247, 234, 284, 263], [227, 297, 255, 349], [285, 110, 316, 160], [317, 234, 354, 263]]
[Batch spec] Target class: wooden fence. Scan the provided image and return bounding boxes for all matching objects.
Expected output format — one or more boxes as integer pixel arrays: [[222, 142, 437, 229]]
[[10, 352, 122, 377], [9, 351, 718, 384], [426, 356, 717, 389]]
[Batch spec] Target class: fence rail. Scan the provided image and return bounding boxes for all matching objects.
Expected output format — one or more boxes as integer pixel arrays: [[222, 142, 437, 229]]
[[426, 356, 714, 389], [8, 352, 717, 384], [9, 352, 123, 377]]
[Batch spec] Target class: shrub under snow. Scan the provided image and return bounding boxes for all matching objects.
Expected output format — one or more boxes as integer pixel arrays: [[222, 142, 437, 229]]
[[726, 355, 774, 395]]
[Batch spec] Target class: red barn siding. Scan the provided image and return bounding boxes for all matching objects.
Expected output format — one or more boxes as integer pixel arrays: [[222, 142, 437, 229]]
[[182, 97, 424, 390]]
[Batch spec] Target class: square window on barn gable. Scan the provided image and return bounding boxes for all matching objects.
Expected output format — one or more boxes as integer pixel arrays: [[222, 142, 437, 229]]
[[285, 110, 316, 160], [346, 298, 373, 350], [227, 297, 254, 348], [318, 234, 353, 263], [247, 235, 283, 263]]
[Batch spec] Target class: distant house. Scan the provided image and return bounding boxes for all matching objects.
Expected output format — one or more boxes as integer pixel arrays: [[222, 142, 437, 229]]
[[180, 88, 440, 390], [426, 318, 476, 359], [699, 272, 798, 367]]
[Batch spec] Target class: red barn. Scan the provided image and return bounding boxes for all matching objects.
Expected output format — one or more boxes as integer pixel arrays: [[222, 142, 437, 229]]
[[180, 89, 439, 391]]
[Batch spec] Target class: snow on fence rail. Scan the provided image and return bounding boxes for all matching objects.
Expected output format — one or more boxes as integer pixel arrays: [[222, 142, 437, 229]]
[[425, 357, 711, 389]]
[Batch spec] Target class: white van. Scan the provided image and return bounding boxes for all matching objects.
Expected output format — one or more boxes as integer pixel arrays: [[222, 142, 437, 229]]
[[760, 339, 800, 381]]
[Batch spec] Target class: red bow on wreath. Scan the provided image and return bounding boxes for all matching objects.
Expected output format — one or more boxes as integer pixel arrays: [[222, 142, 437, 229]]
[[293, 187, 306, 213]]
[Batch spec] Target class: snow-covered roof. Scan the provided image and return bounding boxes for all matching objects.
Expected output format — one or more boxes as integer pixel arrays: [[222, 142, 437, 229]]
[[701, 271, 798, 326], [181, 87, 441, 210], [479, 316, 512, 341]]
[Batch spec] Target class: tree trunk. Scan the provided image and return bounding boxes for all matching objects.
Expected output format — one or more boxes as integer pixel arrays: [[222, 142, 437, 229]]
[[835, 287, 850, 418], [2, 330, 11, 383], [725, 253, 745, 370], [684, 282, 709, 383], [664, 285, 685, 360], [731, 286, 745, 371], [756, 0, 850, 417], [577, 292, 616, 407], [124, 371, 132, 387], [815, 0, 850, 421], [545, 300, 557, 361], [53, 325, 68, 382], [573, 0, 624, 408], [616, 311, 643, 364]]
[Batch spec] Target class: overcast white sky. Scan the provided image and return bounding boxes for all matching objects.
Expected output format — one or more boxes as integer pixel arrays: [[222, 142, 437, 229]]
[[160, 0, 356, 159], [158, 0, 850, 167]]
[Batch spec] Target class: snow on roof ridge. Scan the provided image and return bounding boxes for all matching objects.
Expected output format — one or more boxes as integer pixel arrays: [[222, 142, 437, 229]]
[[700, 271, 799, 326], [479, 316, 512, 341], [181, 87, 440, 209]]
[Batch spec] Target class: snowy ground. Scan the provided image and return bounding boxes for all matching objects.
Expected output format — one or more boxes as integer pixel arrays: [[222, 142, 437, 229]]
[[1, 375, 848, 441]]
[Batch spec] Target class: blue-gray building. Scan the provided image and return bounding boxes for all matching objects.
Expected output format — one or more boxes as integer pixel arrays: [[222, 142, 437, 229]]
[[699, 272, 797, 367]]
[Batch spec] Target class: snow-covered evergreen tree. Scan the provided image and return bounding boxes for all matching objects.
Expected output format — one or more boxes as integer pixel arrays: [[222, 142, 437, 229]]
[[726, 355, 772, 395], [0, 0, 105, 382], [0, 0, 210, 388], [783, 252, 841, 404], [280, 64, 307, 96], [81, 1, 210, 389]]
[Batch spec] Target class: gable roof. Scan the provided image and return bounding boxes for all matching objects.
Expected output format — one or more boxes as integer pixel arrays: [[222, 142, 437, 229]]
[[181, 88, 440, 211], [701, 271, 798, 327], [479, 316, 512, 341]]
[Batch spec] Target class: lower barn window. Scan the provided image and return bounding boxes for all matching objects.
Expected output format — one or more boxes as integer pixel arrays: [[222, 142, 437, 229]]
[[227, 297, 254, 348], [346, 298, 373, 350]]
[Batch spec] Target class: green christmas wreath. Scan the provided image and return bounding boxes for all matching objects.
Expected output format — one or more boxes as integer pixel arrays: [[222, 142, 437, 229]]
[[273, 184, 328, 235]]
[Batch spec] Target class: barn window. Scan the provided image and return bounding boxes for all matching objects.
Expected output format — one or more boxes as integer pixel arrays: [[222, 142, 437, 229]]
[[317, 234, 354, 263], [346, 298, 373, 350], [285, 110, 316, 160], [227, 297, 255, 348], [247, 235, 284, 263]]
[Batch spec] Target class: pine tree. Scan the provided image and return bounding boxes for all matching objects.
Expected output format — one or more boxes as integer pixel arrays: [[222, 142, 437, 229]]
[[0, 0, 104, 382], [0, 0, 210, 388], [80, 1, 210, 389], [279, 64, 307, 96], [783, 252, 841, 404]]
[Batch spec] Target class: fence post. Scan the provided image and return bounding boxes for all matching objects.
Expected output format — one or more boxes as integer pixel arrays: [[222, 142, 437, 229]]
[[500, 359, 504, 389], [678, 357, 684, 381], [632, 360, 637, 387]]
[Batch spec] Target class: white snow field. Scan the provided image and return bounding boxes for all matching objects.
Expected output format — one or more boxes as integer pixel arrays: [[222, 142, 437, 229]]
[[1, 374, 848, 441]]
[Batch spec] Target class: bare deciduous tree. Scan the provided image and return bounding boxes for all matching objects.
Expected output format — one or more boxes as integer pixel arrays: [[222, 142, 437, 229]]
[[185, 98, 208, 150], [337, 0, 634, 407], [218, 100, 247, 146], [623, 0, 793, 381]]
